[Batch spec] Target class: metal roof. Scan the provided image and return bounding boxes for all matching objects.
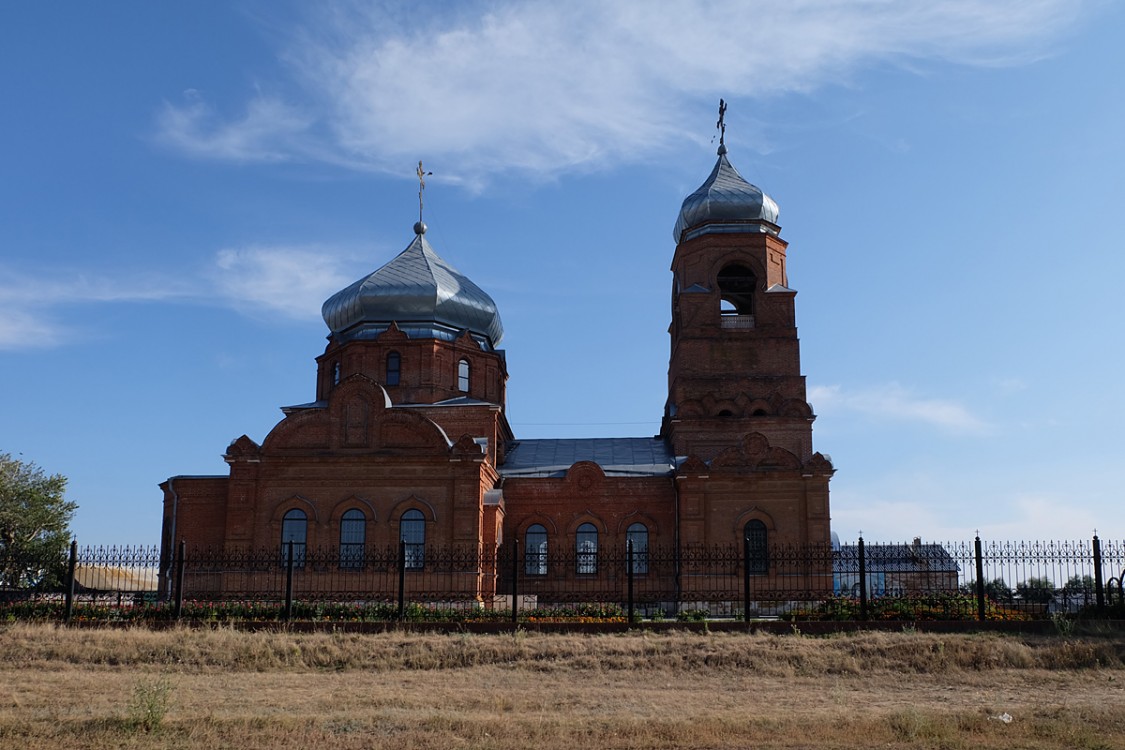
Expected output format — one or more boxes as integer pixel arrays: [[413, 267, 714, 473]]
[[834, 544, 960, 574], [673, 145, 780, 243], [501, 438, 675, 478], [321, 227, 504, 348]]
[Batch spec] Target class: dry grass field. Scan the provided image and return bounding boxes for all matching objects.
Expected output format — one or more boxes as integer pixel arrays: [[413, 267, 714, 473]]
[[0, 623, 1122, 749]]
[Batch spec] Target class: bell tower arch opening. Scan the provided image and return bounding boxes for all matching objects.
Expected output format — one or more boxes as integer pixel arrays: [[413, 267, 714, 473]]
[[717, 264, 757, 317]]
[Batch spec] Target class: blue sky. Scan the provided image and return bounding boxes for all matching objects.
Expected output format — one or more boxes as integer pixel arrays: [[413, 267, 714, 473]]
[[2, 1, 1122, 547]]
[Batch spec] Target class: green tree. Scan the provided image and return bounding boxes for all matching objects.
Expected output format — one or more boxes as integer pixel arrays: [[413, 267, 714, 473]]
[[984, 577, 1013, 601], [0, 453, 77, 589], [1016, 576, 1055, 603], [1062, 575, 1095, 596], [963, 577, 1014, 601]]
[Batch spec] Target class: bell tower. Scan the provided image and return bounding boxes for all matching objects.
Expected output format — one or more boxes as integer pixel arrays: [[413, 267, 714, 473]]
[[663, 104, 832, 548]]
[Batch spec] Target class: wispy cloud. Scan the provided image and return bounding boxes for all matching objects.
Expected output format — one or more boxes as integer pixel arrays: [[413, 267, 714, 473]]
[[0, 246, 362, 351], [154, 0, 1095, 183], [210, 245, 357, 321], [0, 267, 193, 350], [831, 486, 1107, 542], [809, 382, 989, 435], [156, 89, 314, 164]]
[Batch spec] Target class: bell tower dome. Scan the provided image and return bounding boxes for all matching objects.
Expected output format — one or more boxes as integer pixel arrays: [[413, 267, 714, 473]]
[[662, 120, 816, 464]]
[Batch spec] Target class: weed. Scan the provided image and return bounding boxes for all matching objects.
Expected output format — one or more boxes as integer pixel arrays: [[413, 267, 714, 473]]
[[1051, 612, 1076, 636], [125, 676, 172, 732]]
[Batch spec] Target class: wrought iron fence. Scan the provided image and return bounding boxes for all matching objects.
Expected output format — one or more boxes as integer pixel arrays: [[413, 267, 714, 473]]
[[1, 535, 1121, 623]]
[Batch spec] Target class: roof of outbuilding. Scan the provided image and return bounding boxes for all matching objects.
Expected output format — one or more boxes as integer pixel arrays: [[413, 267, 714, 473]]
[[834, 544, 960, 573], [500, 438, 675, 478]]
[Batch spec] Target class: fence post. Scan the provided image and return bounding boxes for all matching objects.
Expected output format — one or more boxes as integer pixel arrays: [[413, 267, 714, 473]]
[[284, 541, 294, 622], [397, 539, 407, 621], [1092, 533, 1105, 611], [510, 537, 519, 627], [64, 540, 77, 624], [743, 534, 752, 624], [975, 535, 986, 622], [627, 539, 635, 625], [174, 540, 186, 621], [857, 536, 868, 620]]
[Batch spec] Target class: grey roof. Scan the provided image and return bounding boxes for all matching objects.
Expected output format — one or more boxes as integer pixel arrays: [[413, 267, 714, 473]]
[[834, 544, 960, 574], [321, 228, 504, 348], [501, 438, 674, 478], [674, 146, 780, 243]]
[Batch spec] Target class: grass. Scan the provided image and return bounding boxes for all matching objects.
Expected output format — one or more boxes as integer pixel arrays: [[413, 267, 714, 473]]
[[0, 623, 1122, 748]]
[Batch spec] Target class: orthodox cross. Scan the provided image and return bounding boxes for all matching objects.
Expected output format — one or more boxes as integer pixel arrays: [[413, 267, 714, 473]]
[[716, 98, 727, 147], [416, 160, 432, 224]]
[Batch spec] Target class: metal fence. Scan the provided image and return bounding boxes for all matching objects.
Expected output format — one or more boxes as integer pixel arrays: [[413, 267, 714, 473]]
[[2, 535, 1122, 623]]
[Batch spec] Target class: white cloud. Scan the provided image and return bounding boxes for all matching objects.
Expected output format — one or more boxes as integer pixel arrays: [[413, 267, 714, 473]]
[[210, 245, 357, 321], [154, 0, 1096, 182], [155, 89, 315, 163], [0, 246, 361, 350], [831, 486, 1110, 543], [809, 382, 989, 435], [0, 268, 193, 350]]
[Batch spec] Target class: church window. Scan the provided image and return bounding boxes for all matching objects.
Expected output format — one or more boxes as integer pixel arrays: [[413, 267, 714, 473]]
[[339, 509, 365, 569], [626, 522, 649, 575], [281, 509, 307, 568], [717, 264, 757, 316], [386, 352, 401, 386], [332, 361, 341, 386], [400, 509, 425, 570], [458, 358, 470, 392], [524, 524, 548, 575], [576, 523, 598, 574], [745, 519, 768, 575]]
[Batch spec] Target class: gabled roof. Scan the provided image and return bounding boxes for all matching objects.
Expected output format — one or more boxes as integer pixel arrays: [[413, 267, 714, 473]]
[[834, 544, 960, 574]]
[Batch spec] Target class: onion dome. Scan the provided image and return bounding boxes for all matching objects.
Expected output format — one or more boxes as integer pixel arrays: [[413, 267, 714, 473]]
[[321, 223, 504, 349], [673, 144, 780, 243]]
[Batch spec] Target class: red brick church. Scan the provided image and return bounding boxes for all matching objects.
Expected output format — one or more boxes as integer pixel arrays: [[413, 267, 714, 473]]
[[160, 125, 834, 603]]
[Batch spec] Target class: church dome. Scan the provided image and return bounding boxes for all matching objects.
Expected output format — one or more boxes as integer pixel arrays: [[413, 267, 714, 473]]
[[322, 224, 504, 349], [673, 145, 780, 243]]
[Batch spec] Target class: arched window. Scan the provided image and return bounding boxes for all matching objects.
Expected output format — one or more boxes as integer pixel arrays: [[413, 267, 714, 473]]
[[339, 509, 365, 569], [281, 509, 307, 568], [576, 522, 598, 574], [717, 264, 757, 317], [457, 358, 470, 392], [745, 519, 768, 575], [524, 524, 548, 575], [386, 352, 401, 386], [400, 509, 425, 570], [626, 522, 649, 575], [332, 361, 341, 386]]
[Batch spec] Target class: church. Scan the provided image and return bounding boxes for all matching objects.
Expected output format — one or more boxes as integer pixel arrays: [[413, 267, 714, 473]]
[[159, 117, 835, 604]]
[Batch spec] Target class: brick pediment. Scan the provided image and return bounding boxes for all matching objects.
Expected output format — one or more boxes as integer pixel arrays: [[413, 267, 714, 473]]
[[224, 434, 261, 461], [566, 461, 606, 491], [704, 432, 802, 472], [262, 376, 450, 454]]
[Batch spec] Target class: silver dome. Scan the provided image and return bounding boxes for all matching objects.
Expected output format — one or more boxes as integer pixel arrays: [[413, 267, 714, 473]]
[[673, 146, 780, 243], [322, 228, 504, 348]]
